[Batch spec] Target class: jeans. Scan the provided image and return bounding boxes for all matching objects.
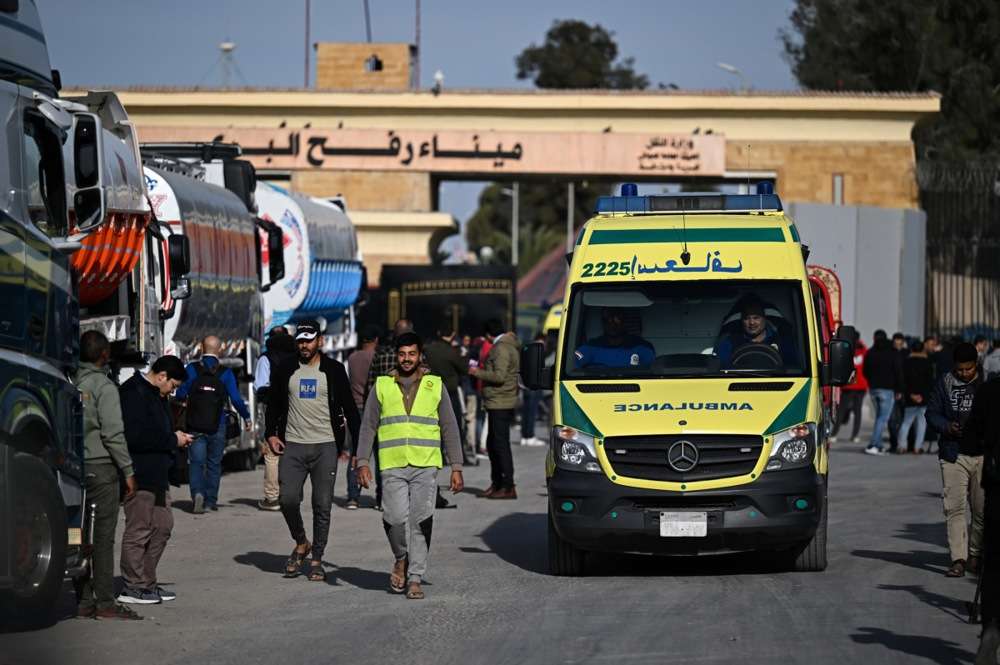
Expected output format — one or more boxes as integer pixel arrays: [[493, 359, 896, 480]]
[[897, 405, 928, 453], [521, 389, 542, 440], [486, 409, 515, 489], [868, 388, 895, 450], [346, 455, 361, 501], [79, 463, 121, 609], [279, 442, 338, 561], [189, 421, 226, 507]]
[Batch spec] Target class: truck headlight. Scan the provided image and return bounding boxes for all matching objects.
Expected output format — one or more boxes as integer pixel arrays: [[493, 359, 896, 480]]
[[553, 426, 602, 473], [766, 423, 816, 472]]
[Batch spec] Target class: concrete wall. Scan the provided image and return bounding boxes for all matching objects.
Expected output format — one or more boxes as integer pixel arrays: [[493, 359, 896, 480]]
[[787, 202, 926, 341], [315, 43, 414, 91]]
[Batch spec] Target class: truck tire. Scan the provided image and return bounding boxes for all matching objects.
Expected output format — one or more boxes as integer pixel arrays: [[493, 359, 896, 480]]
[[789, 495, 828, 572], [548, 509, 586, 576], [0, 453, 67, 625]]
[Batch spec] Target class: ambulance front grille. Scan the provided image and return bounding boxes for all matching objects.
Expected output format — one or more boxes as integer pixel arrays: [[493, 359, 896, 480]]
[[603, 434, 764, 483]]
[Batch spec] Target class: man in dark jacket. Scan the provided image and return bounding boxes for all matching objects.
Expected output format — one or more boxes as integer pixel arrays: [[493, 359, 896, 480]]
[[966, 374, 1000, 662], [897, 340, 934, 454], [423, 323, 470, 463], [265, 320, 361, 582], [927, 342, 984, 578], [863, 330, 904, 455], [117, 355, 193, 605]]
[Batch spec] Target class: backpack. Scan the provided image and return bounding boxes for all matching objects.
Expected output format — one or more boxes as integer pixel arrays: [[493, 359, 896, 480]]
[[185, 362, 229, 434]]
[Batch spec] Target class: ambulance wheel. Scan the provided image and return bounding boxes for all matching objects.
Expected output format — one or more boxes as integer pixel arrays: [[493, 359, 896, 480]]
[[548, 510, 586, 576], [788, 494, 828, 572], [0, 453, 66, 626]]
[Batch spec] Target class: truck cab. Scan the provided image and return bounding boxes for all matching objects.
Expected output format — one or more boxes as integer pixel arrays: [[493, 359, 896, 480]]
[[521, 184, 854, 575]]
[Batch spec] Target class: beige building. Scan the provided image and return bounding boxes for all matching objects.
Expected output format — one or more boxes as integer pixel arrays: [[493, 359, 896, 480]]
[[83, 43, 939, 282]]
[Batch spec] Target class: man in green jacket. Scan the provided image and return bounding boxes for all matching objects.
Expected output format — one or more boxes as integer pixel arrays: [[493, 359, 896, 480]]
[[470, 319, 521, 499], [75, 331, 140, 620]]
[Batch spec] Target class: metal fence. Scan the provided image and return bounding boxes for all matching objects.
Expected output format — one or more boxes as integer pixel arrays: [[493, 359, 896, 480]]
[[918, 162, 1000, 339]]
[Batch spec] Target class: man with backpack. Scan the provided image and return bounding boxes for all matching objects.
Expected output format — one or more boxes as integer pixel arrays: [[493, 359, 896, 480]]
[[176, 335, 251, 514]]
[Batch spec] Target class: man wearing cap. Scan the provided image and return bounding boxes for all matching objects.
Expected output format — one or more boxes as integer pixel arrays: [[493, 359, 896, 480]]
[[355, 332, 464, 600], [715, 298, 796, 368], [265, 320, 360, 582]]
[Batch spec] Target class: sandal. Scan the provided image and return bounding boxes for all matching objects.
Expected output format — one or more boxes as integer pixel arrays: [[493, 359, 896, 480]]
[[307, 562, 326, 582], [946, 559, 966, 578], [389, 557, 407, 593], [284, 542, 311, 578], [406, 581, 425, 600]]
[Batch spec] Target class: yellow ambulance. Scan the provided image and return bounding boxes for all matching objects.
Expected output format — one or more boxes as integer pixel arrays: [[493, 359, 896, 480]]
[[521, 183, 855, 575]]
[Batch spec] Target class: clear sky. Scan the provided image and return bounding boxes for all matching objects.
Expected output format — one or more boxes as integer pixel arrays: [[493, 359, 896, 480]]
[[38, 0, 800, 257]]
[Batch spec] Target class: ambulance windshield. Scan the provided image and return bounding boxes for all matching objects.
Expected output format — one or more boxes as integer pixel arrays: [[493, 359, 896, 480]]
[[562, 280, 810, 379]]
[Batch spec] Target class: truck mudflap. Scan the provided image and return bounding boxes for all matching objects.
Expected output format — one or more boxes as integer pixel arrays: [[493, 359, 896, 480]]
[[548, 466, 825, 555]]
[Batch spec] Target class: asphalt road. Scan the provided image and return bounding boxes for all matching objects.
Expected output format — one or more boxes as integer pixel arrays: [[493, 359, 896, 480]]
[[2, 424, 985, 665]]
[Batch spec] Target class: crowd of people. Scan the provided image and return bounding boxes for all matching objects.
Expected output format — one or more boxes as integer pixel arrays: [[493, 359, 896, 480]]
[[73, 316, 528, 618]]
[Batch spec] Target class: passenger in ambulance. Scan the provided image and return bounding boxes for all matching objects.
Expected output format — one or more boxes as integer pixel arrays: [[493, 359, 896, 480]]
[[715, 297, 797, 369], [574, 307, 655, 369]]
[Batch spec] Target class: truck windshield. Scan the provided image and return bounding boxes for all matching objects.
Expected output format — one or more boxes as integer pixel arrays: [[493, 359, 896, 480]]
[[561, 280, 811, 379]]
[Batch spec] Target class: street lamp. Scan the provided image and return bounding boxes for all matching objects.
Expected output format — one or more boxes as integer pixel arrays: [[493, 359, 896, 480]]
[[716, 62, 747, 92], [500, 183, 519, 266]]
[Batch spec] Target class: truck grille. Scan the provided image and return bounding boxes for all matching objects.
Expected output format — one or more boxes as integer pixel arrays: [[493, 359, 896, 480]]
[[603, 434, 764, 482]]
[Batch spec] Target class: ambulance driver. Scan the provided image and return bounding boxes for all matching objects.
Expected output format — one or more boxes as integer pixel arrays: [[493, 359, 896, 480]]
[[574, 307, 655, 370]]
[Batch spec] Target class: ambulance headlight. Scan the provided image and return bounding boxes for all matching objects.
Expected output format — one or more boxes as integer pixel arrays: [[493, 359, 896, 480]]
[[766, 423, 816, 472], [553, 426, 601, 473]]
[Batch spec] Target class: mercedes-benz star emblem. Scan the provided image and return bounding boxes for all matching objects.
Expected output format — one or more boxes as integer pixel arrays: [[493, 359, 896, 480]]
[[667, 440, 699, 473]]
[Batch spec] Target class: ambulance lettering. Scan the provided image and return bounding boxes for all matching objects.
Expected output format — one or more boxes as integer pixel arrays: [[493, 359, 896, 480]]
[[614, 402, 753, 412]]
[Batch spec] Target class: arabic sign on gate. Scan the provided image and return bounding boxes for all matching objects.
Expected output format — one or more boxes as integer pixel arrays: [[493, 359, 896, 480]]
[[135, 126, 726, 176]]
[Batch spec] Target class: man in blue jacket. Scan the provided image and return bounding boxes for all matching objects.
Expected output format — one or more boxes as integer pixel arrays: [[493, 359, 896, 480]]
[[927, 342, 984, 578], [176, 336, 252, 514]]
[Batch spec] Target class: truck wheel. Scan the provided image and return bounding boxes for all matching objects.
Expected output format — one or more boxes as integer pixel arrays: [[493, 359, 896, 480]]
[[548, 509, 586, 576], [789, 495, 828, 572], [0, 453, 67, 625]]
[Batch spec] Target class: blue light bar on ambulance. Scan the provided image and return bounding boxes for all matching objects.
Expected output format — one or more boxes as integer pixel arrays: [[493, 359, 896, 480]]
[[595, 182, 782, 215]]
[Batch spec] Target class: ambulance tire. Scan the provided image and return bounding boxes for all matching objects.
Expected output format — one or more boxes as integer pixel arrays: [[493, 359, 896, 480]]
[[548, 510, 586, 576], [789, 494, 828, 572]]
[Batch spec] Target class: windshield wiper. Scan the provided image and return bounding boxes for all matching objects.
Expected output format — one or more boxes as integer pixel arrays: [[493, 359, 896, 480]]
[[717, 369, 782, 378]]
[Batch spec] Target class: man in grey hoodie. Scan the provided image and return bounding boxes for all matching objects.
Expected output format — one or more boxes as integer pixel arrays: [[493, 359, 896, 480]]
[[75, 331, 141, 620]]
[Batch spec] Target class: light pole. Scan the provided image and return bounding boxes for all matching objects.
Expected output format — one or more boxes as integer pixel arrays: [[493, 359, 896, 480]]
[[500, 183, 519, 266], [716, 62, 747, 92]]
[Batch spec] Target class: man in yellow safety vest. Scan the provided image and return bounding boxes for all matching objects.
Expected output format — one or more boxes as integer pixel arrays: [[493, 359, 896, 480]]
[[356, 332, 464, 599]]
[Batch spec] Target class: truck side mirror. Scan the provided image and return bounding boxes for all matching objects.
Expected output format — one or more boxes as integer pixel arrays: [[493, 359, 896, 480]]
[[71, 113, 106, 233], [224, 159, 257, 212], [267, 225, 285, 283], [521, 342, 553, 390], [168, 234, 191, 277], [824, 338, 854, 386], [170, 276, 192, 301]]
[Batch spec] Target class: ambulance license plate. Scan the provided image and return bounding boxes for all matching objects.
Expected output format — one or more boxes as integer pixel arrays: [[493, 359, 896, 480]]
[[659, 512, 708, 538]]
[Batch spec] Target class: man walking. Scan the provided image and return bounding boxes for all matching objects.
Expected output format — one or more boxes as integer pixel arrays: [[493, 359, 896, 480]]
[[176, 335, 252, 514], [897, 340, 934, 454], [355, 332, 464, 600], [117, 355, 193, 604], [470, 319, 521, 499], [927, 342, 984, 578], [255, 329, 297, 511], [831, 335, 867, 444], [966, 371, 1000, 663], [863, 330, 904, 455], [75, 331, 141, 620], [265, 321, 360, 582], [346, 324, 380, 509]]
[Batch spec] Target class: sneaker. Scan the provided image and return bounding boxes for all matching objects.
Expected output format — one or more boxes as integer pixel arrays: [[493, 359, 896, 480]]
[[209, 504, 219, 512], [489, 487, 518, 500], [373, 503, 383, 512], [95, 603, 143, 620], [193, 494, 205, 514], [257, 498, 281, 511], [76, 603, 96, 619], [346, 499, 359, 510], [117, 587, 161, 605], [829, 436, 838, 444], [864, 447, 885, 456], [154, 585, 176, 601], [850, 437, 860, 444]]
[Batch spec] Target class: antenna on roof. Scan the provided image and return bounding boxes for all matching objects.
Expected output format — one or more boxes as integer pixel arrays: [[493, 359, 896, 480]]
[[746, 144, 752, 194]]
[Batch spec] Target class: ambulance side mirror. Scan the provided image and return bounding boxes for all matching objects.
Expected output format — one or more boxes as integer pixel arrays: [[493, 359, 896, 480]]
[[824, 337, 854, 386], [521, 342, 553, 390]]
